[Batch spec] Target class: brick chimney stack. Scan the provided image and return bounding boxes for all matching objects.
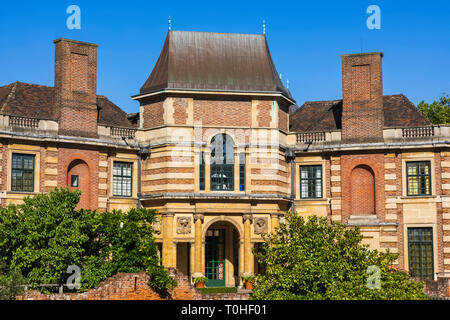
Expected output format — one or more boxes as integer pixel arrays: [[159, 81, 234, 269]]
[[341, 52, 384, 142], [54, 38, 99, 138]]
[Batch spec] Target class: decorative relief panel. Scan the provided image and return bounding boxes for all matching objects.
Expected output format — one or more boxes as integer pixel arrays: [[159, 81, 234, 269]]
[[177, 216, 192, 234], [254, 217, 268, 234]]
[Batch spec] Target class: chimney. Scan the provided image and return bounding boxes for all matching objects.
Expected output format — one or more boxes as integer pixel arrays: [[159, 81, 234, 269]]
[[340, 52, 384, 142], [54, 38, 99, 138]]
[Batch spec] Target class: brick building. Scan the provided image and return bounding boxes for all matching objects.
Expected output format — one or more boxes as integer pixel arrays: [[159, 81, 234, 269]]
[[1, 31, 449, 287]]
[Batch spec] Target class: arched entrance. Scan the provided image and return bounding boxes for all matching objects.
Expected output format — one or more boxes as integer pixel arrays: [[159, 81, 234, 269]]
[[67, 159, 91, 209], [204, 221, 240, 287]]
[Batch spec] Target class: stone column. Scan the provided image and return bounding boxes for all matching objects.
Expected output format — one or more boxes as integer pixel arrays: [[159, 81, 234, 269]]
[[193, 213, 204, 273], [243, 213, 253, 274], [271, 213, 280, 232], [162, 212, 175, 268]]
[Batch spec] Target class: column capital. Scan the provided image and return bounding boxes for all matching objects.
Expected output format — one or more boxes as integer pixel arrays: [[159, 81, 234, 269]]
[[242, 213, 253, 223], [194, 213, 204, 223], [161, 212, 175, 217]]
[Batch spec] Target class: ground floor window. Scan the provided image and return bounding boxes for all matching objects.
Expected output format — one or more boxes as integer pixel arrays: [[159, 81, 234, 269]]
[[408, 227, 434, 279], [11, 153, 35, 192], [113, 161, 132, 197]]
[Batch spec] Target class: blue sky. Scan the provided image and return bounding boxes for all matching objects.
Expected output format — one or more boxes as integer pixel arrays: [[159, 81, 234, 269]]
[[0, 1, 449, 113]]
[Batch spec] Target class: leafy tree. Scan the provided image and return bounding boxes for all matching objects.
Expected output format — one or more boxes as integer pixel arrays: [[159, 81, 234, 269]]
[[417, 93, 450, 124], [0, 264, 26, 300], [0, 188, 176, 296], [251, 213, 427, 300]]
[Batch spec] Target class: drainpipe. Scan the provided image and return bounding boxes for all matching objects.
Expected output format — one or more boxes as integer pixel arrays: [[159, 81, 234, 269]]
[[286, 148, 296, 213], [137, 144, 151, 209]]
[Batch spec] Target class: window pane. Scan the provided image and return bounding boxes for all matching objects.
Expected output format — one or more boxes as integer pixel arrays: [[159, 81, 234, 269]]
[[300, 165, 322, 198], [113, 162, 132, 196]]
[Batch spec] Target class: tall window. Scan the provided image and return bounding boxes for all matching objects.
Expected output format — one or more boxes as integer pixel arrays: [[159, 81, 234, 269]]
[[408, 227, 434, 279], [300, 165, 322, 198], [199, 151, 205, 191], [407, 161, 431, 196], [113, 162, 132, 197], [239, 153, 245, 191], [11, 153, 35, 192], [210, 134, 234, 191]]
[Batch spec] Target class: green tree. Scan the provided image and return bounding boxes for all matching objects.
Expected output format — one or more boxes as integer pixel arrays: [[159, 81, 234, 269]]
[[0, 188, 176, 295], [251, 213, 427, 300], [417, 93, 450, 124]]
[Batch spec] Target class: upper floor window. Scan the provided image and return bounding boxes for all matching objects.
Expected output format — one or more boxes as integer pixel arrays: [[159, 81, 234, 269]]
[[199, 151, 205, 191], [300, 165, 322, 199], [239, 153, 245, 191], [407, 161, 431, 196], [113, 161, 132, 197], [210, 134, 234, 191], [12, 153, 35, 192]]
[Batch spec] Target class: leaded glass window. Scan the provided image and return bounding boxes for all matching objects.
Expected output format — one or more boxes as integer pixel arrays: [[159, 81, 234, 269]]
[[113, 162, 132, 197], [210, 134, 234, 191], [300, 165, 322, 199], [12, 153, 35, 192], [239, 153, 245, 191], [408, 227, 434, 279], [407, 161, 431, 196], [199, 151, 205, 191]]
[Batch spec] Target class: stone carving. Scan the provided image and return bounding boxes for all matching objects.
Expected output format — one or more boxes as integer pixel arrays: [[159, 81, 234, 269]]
[[177, 216, 192, 234], [242, 213, 253, 223], [193, 213, 204, 223], [254, 217, 268, 234], [153, 218, 161, 235]]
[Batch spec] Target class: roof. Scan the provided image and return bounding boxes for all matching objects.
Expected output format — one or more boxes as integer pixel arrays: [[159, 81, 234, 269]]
[[289, 94, 430, 132], [0, 82, 133, 128], [138, 30, 293, 101]]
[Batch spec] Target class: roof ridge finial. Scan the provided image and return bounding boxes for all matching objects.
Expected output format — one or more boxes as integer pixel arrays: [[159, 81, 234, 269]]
[[263, 19, 266, 35], [168, 16, 171, 31]]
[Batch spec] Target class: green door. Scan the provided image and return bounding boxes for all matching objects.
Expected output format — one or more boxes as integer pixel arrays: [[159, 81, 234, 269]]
[[205, 228, 225, 287]]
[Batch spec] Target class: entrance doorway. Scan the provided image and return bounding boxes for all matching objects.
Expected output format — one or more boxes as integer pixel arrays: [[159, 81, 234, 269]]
[[205, 228, 225, 286], [204, 221, 240, 287]]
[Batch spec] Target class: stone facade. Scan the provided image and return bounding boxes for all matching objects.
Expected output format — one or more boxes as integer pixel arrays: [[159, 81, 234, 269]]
[[1, 32, 450, 293]]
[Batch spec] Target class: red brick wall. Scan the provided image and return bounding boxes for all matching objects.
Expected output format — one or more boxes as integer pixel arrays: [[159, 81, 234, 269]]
[[194, 99, 251, 127], [142, 99, 165, 128], [16, 270, 209, 300], [278, 104, 288, 132], [340, 153, 385, 223], [173, 97, 188, 125], [256, 100, 271, 127], [57, 147, 99, 210], [350, 165, 375, 215], [54, 39, 98, 137], [341, 53, 384, 142]]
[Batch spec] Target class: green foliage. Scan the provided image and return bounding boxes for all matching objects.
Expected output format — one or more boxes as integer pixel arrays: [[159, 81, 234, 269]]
[[196, 287, 237, 294], [417, 93, 450, 124], [0, 188, 176, 295], [251, 212, 428, 300], [192, 276, 208, 284], [0, 264, 26, 300]]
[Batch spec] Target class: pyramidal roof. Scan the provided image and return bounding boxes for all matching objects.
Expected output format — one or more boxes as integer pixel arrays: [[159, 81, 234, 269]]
[[137, 30, 293, 102]]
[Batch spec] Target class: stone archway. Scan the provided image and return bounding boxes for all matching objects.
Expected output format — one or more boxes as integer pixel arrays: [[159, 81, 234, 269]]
[[67, 159, 91, 209], [203, 220, 241, 287]]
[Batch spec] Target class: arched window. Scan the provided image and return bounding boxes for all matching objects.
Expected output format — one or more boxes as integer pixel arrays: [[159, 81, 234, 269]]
[[210, 134, 234, 191]]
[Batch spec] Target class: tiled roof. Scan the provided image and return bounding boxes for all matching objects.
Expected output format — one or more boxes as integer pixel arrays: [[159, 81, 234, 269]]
[[289, 94, 430, 132], [139, 31, 293, 101], [0, 82, 133, 128]]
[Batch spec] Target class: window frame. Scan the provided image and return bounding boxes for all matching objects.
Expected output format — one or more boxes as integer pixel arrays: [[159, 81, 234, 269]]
[[406, 161, 432, 196], [210, 134, 235, 192], [407, 227, 434, 279], [112, 161, 133, 197], [199, 151, 205, 191], [239, 153, 245, 191], [299, 164, 323, 199], [11, 153, 35, 192]]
